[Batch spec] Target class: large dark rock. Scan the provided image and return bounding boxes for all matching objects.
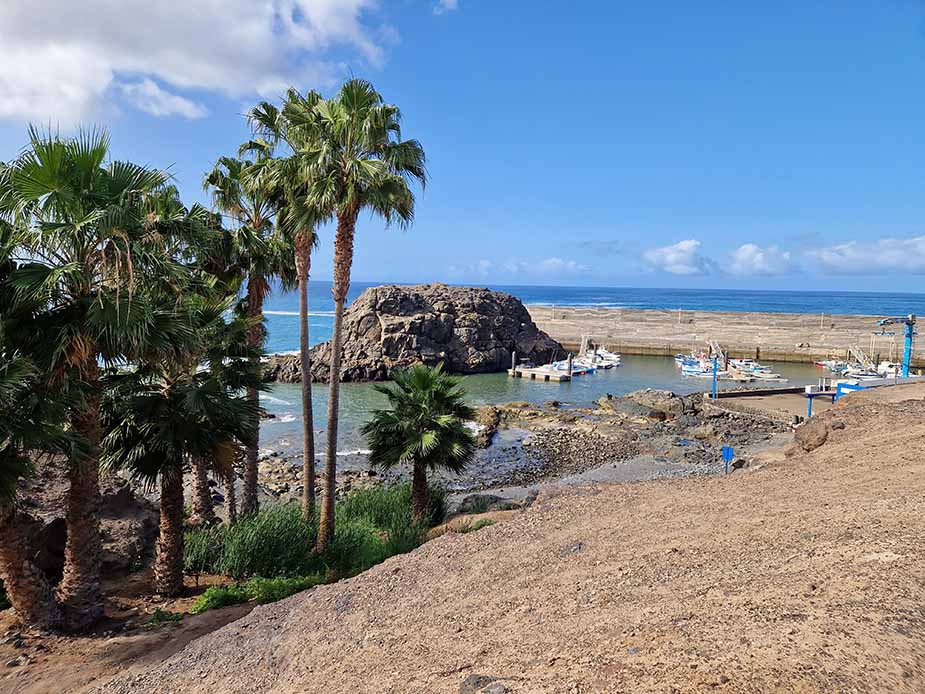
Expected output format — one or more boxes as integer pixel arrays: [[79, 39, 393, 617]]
[[264, 284, 563, 382], [17, 458, 159, 580]]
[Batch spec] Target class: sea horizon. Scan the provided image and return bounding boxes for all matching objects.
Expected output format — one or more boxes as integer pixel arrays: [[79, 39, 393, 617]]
[[263, 281, 925, 354]]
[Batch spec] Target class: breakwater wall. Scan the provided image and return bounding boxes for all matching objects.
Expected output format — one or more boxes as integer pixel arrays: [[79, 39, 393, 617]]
[[527, 306, 925, 366]]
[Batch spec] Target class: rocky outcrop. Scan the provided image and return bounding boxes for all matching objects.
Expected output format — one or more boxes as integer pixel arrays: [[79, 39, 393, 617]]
[[265, 284, 563, 383], [17, 459, 159, 579]]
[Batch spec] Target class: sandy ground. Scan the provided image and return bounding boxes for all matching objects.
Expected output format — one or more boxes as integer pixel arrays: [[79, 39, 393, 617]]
[[720, 392, 835, 419], [75, 383, 925, 694], [0, 573, 250, 694]]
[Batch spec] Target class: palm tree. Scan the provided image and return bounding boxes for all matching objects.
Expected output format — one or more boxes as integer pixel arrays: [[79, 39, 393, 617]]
[[102, 296, 262, 596], [0, 128, 189, 630], [0, 226, 72, 630], [362, 363, 475, 519], [246, 95, 326, 519], [204, 156, 289, 517], [298, 79, 427, 548]]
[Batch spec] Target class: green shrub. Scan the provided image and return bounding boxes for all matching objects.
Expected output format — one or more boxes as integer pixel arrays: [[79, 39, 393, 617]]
[[183, 483, 447, 586], [183, 524, 226, 580], [190, 575, 325, 614], [460, 518, 496, 534], [147, 608, 183, 626], [219, 504, 317, 580], [190, 584, 250, 614], [246, 575, 325, 604]]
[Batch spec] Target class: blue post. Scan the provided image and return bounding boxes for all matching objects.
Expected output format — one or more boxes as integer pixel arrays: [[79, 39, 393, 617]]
[[807, 395, 813, 419], [712, 356, 718, 400], [722, 446, 734, 475], [902, 321, 913, 378]]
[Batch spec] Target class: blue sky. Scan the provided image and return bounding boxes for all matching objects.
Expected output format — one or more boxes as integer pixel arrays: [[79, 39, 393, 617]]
[[2, 1, 925, 291]]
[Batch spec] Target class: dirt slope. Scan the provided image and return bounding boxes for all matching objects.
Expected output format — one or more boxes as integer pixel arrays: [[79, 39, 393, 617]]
[[95, 390, 925, 693]]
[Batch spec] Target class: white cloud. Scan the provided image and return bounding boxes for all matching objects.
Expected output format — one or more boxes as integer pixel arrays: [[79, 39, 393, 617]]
[[120, 80, 207, 119], [433, 0, 458, 15], [727, 243, 793, 276], [0, 0, 385, 124], [805, 236, 925, 275], [643, 239, 713, 275]]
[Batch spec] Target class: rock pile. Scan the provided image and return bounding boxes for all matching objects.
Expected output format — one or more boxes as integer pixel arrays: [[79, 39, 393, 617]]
[[264, 284, 562, 383]]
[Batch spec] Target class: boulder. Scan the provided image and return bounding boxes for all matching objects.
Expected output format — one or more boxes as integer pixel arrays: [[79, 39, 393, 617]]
[[264, 284, 562, 383], [794, 419, 829, 452], [17, 459, 159, 580], [625, 389, 683, 417]]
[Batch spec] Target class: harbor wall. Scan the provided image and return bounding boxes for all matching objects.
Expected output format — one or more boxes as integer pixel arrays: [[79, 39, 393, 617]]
[[527, 306, 925, 367]]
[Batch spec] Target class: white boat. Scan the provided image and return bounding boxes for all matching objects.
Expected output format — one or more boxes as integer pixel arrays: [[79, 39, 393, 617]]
[[844, 366, 880, 380], [877, 361, 903, 377], [551, 360, 595, 375], [595, 348, 622, 366]]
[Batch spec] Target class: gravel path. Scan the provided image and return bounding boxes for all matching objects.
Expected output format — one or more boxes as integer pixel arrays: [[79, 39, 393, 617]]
[[93, 387, 925, 693]]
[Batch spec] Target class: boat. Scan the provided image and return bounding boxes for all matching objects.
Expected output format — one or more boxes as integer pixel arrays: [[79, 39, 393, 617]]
[[550, 360, 595, 375], [815, 358, 848, 371], [595, 348, 622, 366], [877, 361, 902, 378], [844, 366, 880, 381]]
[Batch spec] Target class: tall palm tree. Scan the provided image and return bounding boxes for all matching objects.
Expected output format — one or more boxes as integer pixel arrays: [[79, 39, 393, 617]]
[[102, 296, 262, 596], [297, 79, 427, 548], [362, 363, 476, 519], [246, 95, 326, 519], [0, 128, 190, 630], [0, 224, 73, 630], [204, 155, 289, 517]]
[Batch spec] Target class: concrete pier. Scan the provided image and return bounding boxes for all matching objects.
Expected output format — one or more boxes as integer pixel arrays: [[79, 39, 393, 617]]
[[508, 367, 571, 382], [528, 306, 925, 367]]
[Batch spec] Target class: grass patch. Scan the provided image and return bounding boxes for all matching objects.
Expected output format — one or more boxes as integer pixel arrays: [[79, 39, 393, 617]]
[[190, 575, 325, 614], [460, 518, 496, 533], [147, 608, 183, 627], [184, 482, 447, 613]]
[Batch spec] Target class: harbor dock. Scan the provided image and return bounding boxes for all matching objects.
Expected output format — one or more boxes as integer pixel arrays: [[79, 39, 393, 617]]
[[528, 306, 925, 367], [507, 366, 571, 382]]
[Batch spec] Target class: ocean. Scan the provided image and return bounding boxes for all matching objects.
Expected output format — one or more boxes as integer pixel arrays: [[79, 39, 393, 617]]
[[262, 282, 925, 353], [258, 282, 915, 459]]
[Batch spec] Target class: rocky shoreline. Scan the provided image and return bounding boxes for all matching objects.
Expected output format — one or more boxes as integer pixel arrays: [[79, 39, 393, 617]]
[[263, 283, 562, 383], [244, 388, 792, 509]]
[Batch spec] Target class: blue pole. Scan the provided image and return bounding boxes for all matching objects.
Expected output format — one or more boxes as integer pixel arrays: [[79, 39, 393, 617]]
[[902, 322, 913, 378], [807, 396, 813, 419], [712, 356, 718, 400]]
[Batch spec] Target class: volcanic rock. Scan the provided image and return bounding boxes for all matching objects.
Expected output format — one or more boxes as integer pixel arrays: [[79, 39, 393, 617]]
[[264, 284, 562, 382]]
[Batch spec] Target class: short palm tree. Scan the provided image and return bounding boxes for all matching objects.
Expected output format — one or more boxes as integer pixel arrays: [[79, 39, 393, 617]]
[[205, 155, 290, 517], [295, 79, 427, 548], [362, 363, 475, 519], [102, 295, 262, 596], [246, 93, 327, 519], [0, 128, 194, 630]]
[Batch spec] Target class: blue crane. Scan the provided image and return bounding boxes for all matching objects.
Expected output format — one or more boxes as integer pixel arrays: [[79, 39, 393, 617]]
[[877, 315, 917, 378]]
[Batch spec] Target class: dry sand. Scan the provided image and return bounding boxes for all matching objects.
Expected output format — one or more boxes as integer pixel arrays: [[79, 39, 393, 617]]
[[79, 383, 925, 693]]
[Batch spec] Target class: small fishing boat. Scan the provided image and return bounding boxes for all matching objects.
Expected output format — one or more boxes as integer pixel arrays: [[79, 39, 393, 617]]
[[551, 360, 595, 375]]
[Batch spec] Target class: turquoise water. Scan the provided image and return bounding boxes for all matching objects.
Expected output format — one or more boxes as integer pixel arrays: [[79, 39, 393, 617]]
[[260, 355, 822, 456], [258, 281, 887, 457]]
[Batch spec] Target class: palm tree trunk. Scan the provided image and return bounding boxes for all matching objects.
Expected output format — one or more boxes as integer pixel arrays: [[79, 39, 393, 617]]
[[224, 468, 237, 525], [411, 461, 429, 521], [0, 506, 61, 631], [154, 470, 185, 597], [241, 282, 266, 517], [317, 209, 358, 550], [190, 456, 216, 526], [296, 234, 316, 519], [56, 359, 104, 632]]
